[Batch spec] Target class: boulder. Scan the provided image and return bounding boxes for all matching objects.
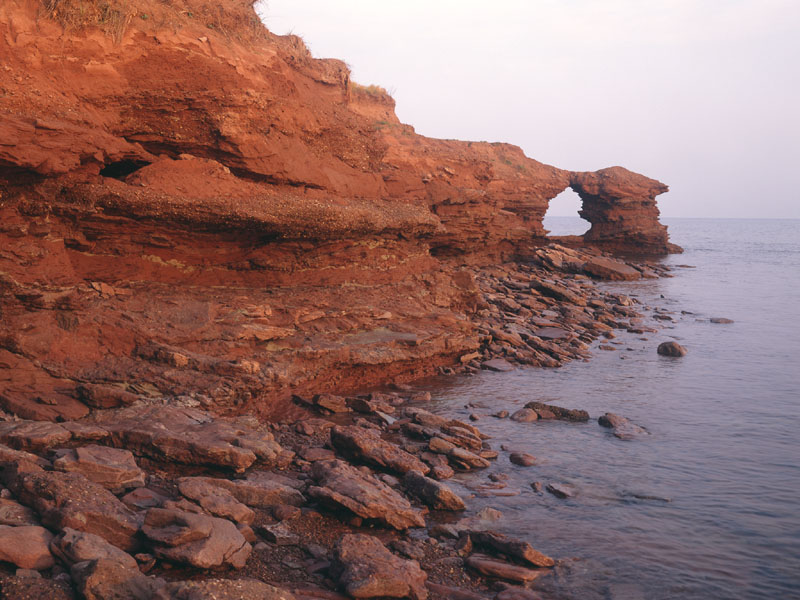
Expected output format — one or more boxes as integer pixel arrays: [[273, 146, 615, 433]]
[[524, 401, 589, 422], [402, 470, 465, 511], [313, 394, 350, 413], [0, 443, 50, 468], [50, 527, 138, 569], [464, 530, 554, 568], [308, 460, 425, 530], [448, 447, 490, 470], [0, 497, 39, 526], [85, 405, 283, 472], [9, 471, 140, 550], [142, 508, 251, 569], [531, 280, 587, 305], [598, 413, 648, 440], [330, 425, 430, 476], [71, 558, 164, 600], [657, 341, 687, 357], [0, 525, 54, 570], [53, 445, 146, 493], [177, 478, 255, 524], [509, 452, 536, 467], [510, 408, 538, 423], [334, 533, 427, 600]]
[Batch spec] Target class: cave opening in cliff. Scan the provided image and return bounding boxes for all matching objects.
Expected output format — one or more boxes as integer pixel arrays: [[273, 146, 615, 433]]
[[99, 159, 151, 180], [544, 188, 590, 237]]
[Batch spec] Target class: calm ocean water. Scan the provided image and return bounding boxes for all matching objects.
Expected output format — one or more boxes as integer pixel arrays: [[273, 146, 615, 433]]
[[419, 218, 800, 599]]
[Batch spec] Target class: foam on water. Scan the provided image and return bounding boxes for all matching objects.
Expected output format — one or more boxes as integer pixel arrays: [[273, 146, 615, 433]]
[[418, 218, 800, 599]]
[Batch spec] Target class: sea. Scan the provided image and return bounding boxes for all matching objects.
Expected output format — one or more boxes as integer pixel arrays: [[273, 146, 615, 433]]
[[415, 218, 800, 600]]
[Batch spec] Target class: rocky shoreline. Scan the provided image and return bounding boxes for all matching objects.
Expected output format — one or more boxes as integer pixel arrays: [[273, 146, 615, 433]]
[[0, 247, 666, 600]]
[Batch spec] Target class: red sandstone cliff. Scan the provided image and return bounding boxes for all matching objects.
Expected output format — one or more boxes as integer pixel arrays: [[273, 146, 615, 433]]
[[0, 0, 679, 421]]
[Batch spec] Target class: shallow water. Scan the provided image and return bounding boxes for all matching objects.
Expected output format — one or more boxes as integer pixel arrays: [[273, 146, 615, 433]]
[[417, 218, 800, 599]]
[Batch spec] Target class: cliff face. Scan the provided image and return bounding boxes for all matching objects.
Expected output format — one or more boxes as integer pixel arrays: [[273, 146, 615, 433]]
[[0, 0, 678, 420]]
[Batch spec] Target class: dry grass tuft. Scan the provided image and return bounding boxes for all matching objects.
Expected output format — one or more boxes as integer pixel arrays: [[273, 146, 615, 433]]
[[349, 82, 392, 99], [38, 0, 268, 44]]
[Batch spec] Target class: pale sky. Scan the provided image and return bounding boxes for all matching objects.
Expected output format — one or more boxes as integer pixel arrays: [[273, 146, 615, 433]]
[[258, 1, 799, 218]]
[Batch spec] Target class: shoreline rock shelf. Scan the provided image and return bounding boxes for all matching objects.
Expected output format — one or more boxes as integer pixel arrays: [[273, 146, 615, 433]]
[[0, 0, 680, 597]]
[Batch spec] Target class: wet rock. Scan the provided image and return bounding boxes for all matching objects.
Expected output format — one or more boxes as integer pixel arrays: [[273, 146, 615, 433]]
[[177, 478, 255, 524], [448, 447, 491, 470], [495, 587, 544, 600], [545, 483, 576, 499], [493, 411, 509, 419], [85, 405, 282, 472], [403, 470, 466, 511], [598, 413, 648, 440], [710, 317, 734, 324], [308, 460, 425, 530], [71, 558, 164, 600], [0, 497, 38, 526], [510, 408, 538, 423], [509, 452, 536, 467], [50, 527, 138, 569], [657, 341, 687, 357], [53, 445, 146, 493], [530, 482, 543, 493], [582, 257, 641, 281], [334, 533, 427, 600], [153, 579, 297, 599], [142, 508, 251, 569], [9, 471, 140, 550], [465, 554, 543, 583], [524, 402, 589, 422], [465, 530, 554, 568], [330, 425, 430, 476], [0, 525, 54, 569], [0, 421, 71, 453], [481, 358, 515, 372]]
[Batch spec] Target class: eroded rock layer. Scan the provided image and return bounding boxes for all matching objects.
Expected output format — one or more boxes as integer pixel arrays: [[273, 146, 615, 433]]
[[0, 0, 678, 420]]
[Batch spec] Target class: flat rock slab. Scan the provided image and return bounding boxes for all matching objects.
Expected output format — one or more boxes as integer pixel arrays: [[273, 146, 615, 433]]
[[331, 425, 430, 475], [582, 257, 641, 281], [85, 405, 283, 472], [335, 533, 427, 600], [531, 327, 570, 340], [308, 459, 425, 530], [51, 527, 139, 569], [481, 358, 515, 372], [142, 508, 251, 569], [0, 421, 71, 452], [465, 554, 544, 583], [179, 472, 305, 508], [71, 558, 164, 600], [53, 444, 146, 493], [0, 525, 54, 570], [154, 579, 297, 599], [0, 443, 51, 468], [9, 470, 140, 551]]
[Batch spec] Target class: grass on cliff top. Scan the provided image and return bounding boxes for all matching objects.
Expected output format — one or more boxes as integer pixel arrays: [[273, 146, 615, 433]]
[[39, 0, 267, 43], [349, 82, 392, 99]]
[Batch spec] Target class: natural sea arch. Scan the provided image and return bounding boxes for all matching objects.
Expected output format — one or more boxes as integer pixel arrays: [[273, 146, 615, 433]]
[[543, 187, 590, 237]]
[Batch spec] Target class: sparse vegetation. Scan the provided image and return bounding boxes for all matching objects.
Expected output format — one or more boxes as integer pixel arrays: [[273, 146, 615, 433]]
[[349, 82, 392, 99], [38, 0, 268, 44]]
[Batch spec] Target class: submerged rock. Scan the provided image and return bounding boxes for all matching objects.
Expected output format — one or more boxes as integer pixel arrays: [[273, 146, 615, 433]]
[[599, 413, 649, 440]]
